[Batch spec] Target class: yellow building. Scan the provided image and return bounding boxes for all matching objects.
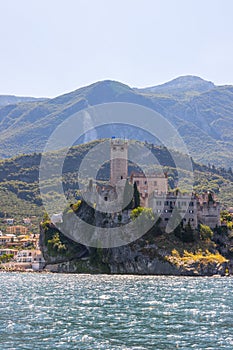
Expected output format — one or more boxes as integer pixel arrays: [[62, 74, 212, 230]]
[[7, 225, 28, 235]]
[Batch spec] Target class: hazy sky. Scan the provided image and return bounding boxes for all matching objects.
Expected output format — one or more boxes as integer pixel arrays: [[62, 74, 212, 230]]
[[0, 0, 233, 97]]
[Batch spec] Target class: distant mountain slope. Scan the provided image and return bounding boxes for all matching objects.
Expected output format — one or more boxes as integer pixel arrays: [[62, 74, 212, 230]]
[[0, 95, 46, 106], [139, 75, 215, 97], [0, 76, 233, 167]]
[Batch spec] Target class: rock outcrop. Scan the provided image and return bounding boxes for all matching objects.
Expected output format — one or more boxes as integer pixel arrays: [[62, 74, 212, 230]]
[[40, 202, 230, 276]]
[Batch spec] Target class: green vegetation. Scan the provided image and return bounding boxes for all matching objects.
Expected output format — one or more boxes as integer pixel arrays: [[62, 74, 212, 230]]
[[0, 253, 14, 263], [130, 207, 155, 221], [200, 224, 214, 241], [43, 223, 83, 258], [133, 182, 140, 208]]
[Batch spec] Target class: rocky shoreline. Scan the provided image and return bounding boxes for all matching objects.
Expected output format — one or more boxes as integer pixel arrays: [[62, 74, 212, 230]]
[[39, 226, 231, 277]]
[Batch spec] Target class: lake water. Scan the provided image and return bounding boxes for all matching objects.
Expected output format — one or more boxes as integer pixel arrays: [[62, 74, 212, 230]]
[[0, 273, 232, 349]]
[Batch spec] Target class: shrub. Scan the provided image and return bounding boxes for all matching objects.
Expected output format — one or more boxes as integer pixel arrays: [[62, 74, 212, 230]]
[[200, 224, 213, 241]]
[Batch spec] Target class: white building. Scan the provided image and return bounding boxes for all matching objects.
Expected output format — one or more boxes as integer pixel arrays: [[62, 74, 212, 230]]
[[149, 192, 198, 229]]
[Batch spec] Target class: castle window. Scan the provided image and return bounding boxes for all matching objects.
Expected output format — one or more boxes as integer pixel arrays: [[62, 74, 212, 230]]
[[121, 147, 124, 151], [113, 147, 116, 151], [154, 181, 157, 186], [104, 197, 108, 201], [144, 181, 147, 185]]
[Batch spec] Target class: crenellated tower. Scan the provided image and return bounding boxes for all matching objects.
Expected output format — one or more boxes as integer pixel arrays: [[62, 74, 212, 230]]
[[110, 138, 128, 186]]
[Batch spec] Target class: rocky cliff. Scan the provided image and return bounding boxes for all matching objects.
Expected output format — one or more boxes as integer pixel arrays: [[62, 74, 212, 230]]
[[40, 202, 230, 276]]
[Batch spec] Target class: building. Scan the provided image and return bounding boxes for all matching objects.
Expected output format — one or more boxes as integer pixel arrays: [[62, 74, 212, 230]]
[[110, 138, 128, 186], [197, 192, 221, 228], [149, 192, 198, 229], [0, 236, 13, 245], [130, 172, 168, 207], [0, 249, 17, 259], [17, 249, 45, 264], [7, 225, 28, 235], [16, 249, 45, 271]]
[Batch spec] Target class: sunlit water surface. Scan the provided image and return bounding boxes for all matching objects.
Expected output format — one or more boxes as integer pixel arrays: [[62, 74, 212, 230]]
[[0, 273, 232, 349]]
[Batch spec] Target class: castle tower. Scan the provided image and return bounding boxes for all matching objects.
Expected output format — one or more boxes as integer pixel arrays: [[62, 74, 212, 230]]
[[110, 138, 128, 186]]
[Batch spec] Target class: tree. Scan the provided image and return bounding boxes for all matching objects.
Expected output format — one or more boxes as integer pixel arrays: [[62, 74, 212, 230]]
[[123, 180, 133, 210], [182, 221, 195, 242], [200, 224, 213, 241], [220, 210, 232, 223], [133, 182, 140, 208], [130, 207, 154, 221], [208, 192, 214, 203], [168, 207, 182, 235]]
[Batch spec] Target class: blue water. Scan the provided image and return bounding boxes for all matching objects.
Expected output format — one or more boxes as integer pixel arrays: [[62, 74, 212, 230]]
[[0, 273, 233, 349]]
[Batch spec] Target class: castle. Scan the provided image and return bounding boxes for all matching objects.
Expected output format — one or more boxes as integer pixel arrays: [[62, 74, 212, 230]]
[[83, 138, 221, 229]]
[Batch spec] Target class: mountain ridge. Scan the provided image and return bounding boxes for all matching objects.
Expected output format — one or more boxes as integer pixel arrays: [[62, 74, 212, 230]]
[[0, 95, 47, 107], [0, 76, 233, 167]]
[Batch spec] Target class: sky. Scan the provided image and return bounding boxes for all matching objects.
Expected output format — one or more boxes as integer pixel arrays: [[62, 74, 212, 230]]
[[0, 0, 233, 97]]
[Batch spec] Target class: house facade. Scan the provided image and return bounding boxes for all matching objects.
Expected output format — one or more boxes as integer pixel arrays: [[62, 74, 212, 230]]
[[130, 172, 168, 207], [149, 192, 198, 229], [197, 193, 221, 228]]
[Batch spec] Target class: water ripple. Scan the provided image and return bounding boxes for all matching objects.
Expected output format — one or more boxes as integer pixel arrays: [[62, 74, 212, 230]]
[[0, 273, 233, 349]]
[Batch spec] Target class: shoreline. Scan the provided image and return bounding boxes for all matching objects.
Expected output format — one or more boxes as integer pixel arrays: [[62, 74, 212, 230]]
[[0, 267, 231, 277]]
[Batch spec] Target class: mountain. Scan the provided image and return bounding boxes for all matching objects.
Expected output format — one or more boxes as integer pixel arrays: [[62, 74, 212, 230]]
[[0, 95, 46, 106], [0, 76, 233, 167], [139, 75, 215, 97]]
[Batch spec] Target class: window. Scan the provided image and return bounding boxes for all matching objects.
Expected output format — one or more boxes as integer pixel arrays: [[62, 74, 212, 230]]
[[104, 197, 108, 201], [156, 201, 162, 206], [189, 210, 193, 214], [165, 201, 169, 206], [190, 202, 194, 206], [144, 181, 147, 185], [121, 147, 124, 151], [154, 181, 157, 186], [157, 209, 161, 213]]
